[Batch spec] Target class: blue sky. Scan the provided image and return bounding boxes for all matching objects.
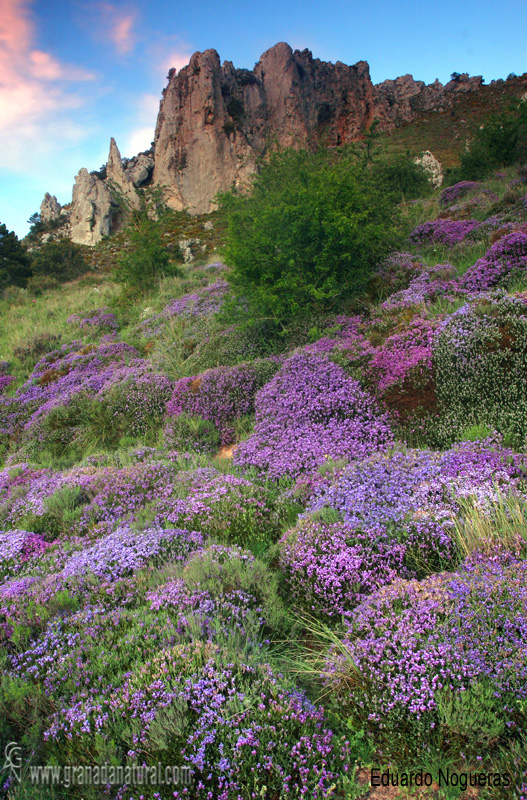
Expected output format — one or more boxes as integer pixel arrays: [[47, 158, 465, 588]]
[[1, 0, 526, 238]]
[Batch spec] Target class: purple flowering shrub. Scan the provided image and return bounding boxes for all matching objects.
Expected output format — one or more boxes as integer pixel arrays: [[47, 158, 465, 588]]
[[279, 519, 407, 618], [234, 353, 393, 480], [137, 280, 229, 339], [379, 264, 461, 313], [368, 252, 424, 298], [67, 307, 119, 332], [439, 181, 481, 207], [165, 357, 281, 448], [40, 639, 351, 799], [366, 317, 437, 418], [60, 525, 203, 582], [326, 552, 527, 758], [0, 529, 50, 582], [460, 231, 527, 291], [410, 218, 481, 246], [8, 341, 173, 456]]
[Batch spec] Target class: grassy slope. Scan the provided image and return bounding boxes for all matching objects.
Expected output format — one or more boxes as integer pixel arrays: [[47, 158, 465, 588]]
[[380, 73, 527, 167]]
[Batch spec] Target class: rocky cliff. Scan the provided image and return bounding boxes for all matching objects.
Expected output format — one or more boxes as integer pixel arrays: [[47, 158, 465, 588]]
[[41, 42, 489, 244]]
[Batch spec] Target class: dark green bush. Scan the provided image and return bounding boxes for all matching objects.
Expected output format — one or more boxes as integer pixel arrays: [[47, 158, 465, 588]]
[[30, 239, 88, 283], [115, 215, 182, 289], [372, 153, 433, 202], [217, 147, 401, 323], [453, 101, 527, 180], [0, 223, 32, 289]]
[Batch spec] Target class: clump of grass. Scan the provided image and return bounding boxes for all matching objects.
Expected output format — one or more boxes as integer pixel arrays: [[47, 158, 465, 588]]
[[453, 492, 527, 558]]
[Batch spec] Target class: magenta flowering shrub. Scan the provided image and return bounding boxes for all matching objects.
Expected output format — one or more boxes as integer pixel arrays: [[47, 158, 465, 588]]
[[166, 358, 280, 446], [67, 308, 118, 332], [41, 640, 351, 799], [439, 181, 481, 207], [0, 374, 14, 395], [279, 519, 406, 617], [2, 340, 173, 456], [380, 265, 461, 312], [0, 529, 50, 581], [367, 316, 436, 394], [460, 231, 527, 291], [234, 353, 393, 480], [409, 218, 480, 246], [369, 251, 424, 297]]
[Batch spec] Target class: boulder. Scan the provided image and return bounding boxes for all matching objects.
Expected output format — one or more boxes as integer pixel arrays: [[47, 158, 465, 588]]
[[414, 150, 444, 187]]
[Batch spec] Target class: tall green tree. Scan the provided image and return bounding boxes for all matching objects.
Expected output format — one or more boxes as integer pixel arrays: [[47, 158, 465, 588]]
[[0, 223, 32, 290], [217, 147, 401, 323]]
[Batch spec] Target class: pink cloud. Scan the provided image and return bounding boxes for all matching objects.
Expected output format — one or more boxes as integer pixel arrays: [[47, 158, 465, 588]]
[[164, 51, 191, 73], [0, 0, 96, 171], [110, 10, 136, 55]]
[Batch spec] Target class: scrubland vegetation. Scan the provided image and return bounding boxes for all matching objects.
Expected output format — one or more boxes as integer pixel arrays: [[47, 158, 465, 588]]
[[1, 107, 527, 799]]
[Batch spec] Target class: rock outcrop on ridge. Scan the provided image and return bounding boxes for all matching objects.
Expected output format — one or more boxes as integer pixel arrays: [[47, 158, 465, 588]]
[[40, 42, 491, 244]]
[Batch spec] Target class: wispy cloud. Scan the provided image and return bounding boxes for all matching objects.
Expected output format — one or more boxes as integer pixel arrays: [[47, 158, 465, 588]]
[[0, 0, 96, 173], [98, 4, 138, 55]]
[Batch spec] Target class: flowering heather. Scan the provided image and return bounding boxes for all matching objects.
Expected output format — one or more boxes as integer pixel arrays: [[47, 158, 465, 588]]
[[67, 308, 119, 332], [138, 280, 229, 338], [0, 374, 14, 394], [234, 353, 393, 479], [439, 181, 481, 207], [148, 578, 262, 640], [166, 358, 280, 445], [279, 519, 407, 617], [60, 525, 203, 581], [409, 218, 480, 246], [327, 552, 527, 736], [306, 440, 525, 535], [42, 640, 350, 799], [0, 529, 49, 581], [380, 265, 461, 311], [367, 316, 436, 394], [460, 231, 527, 291], [370, 251, 424, 296]]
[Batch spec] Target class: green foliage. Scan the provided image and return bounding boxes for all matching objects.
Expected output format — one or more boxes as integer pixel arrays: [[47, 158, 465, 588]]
[[372, 152, 433, 202], [0, 223, 32, 290], [115, 214, 183, 290], [434, 300, 527, 448], [30, 239, 88, 283], [454, 101, 527, 180], [217, 147, 401, 323]]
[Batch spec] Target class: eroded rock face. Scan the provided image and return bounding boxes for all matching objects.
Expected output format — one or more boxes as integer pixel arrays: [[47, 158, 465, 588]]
[[152, 43, 379, 213], [152, 43, 484, 214], [70, 168, 119, 246], [40, 193, 62, 223], [106, 138, 141, 211]]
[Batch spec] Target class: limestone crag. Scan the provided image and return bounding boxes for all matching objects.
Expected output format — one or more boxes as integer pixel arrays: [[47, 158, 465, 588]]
[[106, 138, 141, 211], [125, 152, 155, 187], [152, 43, 485, 214], [40, 42, 494, 243], [69, 169, 119, 246], [40, 193, 62, 223]]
